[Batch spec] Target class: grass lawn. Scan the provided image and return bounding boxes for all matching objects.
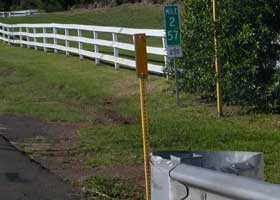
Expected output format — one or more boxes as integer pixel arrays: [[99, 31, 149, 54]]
[[0, 4, 280, 199], [0, 42, 280, 182], [0, 4, 164, 29]]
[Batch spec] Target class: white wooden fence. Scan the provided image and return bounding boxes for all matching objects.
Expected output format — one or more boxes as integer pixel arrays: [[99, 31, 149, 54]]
[[0, 23, 167, 74], [0, 10, 45, 18]]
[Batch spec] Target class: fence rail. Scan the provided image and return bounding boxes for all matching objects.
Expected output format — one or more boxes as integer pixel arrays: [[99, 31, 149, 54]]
[[0, 23, 167, 74], [0, 10, 45, 18]]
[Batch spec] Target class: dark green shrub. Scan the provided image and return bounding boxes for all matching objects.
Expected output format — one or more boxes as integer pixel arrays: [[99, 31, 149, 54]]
[[179, 0, 280, 109], [41, 0, 65, 11], [267, 70, 280, 111]]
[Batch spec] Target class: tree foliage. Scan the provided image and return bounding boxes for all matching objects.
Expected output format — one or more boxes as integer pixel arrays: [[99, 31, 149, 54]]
[[180, 0, 280, 110], [0, 0, 65, 11], [0, 0, 167, 11]]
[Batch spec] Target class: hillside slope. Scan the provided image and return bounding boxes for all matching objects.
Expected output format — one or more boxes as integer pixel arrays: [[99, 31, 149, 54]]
[[0, 4, 164, 29], [0, 4, 280, 199]]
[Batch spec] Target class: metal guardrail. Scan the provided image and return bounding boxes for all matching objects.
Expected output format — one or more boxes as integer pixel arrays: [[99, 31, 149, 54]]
[[151, 151, 280, 200], [0, 10, 45, 18], [170, 164, 280, 200]]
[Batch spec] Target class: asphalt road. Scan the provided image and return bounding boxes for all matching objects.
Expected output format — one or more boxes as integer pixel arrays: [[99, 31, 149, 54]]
[[0, 133, 81, 200]]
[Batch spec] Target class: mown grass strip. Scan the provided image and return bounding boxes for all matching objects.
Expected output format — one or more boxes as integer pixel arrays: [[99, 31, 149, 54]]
[[0, 42, 279, 184]]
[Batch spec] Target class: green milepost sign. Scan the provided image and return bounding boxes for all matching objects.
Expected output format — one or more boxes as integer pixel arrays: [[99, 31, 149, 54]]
[[164, 5, 182, 58], [164, 5, 181, 46], [164, 5, 182, 104]]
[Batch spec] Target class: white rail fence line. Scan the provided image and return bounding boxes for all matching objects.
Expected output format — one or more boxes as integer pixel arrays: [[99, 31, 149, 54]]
[[0, 10, 45, 18], [0, 23, 167, 74]]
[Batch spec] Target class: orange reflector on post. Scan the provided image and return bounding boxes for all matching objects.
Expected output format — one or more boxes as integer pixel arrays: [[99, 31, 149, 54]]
[[135, 33, 148, 78]]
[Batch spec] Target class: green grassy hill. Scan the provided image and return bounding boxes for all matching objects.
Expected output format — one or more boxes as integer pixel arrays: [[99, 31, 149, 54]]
[[1, 4, 166, 66], [0, 4, 164, 29]]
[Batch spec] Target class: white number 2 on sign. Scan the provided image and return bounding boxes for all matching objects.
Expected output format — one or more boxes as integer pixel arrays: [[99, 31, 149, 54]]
[[167, 46, 183, 58]]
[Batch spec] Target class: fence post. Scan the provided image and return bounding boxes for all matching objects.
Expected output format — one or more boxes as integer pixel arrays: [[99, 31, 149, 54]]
[[0, 25, 2, 41], [33, 28, 38, 50], [11, 25, 15, 45], [78, 29, 83, 59], [162, 37, 169, 79], [3, 25, 5, 43], [43, 27, 47, 52], [112, 33, 119, 70], [2, 26, 5, 42], [53, 26, 58, 53], [26, 27, 30, 48], [0, 25, 2, 42], [65, 28, 69, 56], [133, 35, 136, 69], [93, 31, 100, 64], [10, 25, 14, 45], [1, 25, 4, 42], [19, 27, 23, 47], [7, 27, 11, 45], [162, 37, 168, 69]]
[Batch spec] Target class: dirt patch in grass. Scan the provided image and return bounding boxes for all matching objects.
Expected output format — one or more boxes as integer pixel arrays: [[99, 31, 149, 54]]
[[81, 100, 136, 125], [94, 109, 136, 125], [93, 165, 144, 185], [0, 68, 16, 76], [0, 113, 87, 142]]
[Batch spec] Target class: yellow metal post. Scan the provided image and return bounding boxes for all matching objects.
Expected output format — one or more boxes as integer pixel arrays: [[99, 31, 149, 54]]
[[212, 0, 223, 117], [139, 76, 151, 200], [135, 33, 151, 200]]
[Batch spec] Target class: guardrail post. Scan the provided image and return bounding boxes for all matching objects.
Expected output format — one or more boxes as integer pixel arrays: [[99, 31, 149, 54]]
[[33, 28, 38, 50], [53, 27, 57, 53], [112, 33, 119, 70], [19, 27, 23, 47], [78, 29, 83, 59], [65, 28, 69, 56], [26, 27, 30, 48], [43, 27, 47, 52], [93, 31, 100, 64]]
